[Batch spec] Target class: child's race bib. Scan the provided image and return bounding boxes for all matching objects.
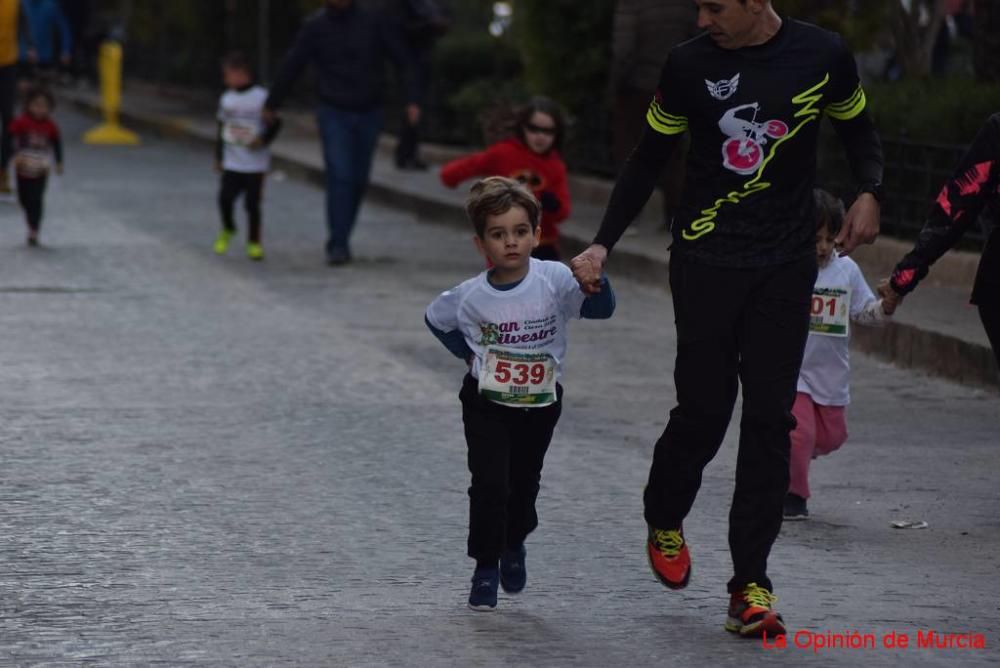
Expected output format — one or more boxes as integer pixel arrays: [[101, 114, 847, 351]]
[[809, 287, 851, 337], [478, 346, 557, 407], [222, 120, 258, 147]]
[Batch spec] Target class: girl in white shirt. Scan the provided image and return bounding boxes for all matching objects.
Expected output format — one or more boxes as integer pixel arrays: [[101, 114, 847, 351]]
[[784, 190, 895, 520]]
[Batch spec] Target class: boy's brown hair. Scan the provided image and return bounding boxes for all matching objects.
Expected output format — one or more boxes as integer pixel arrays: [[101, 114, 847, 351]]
[[466, 176, 540, 237]]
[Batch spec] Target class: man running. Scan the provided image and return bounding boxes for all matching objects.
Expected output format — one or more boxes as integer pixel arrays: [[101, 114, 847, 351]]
[[571, 0, 883, 637]]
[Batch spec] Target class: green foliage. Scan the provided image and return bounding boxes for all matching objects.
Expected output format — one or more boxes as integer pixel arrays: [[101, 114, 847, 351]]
[[866, 78, 1000, 143], [775, 0, 893, 51], [432, 29, 527, 144], [514, 0, 615, 115]]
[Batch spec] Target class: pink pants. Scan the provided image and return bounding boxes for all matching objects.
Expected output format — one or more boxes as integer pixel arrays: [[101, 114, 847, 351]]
[[788, 392, 848, 499]]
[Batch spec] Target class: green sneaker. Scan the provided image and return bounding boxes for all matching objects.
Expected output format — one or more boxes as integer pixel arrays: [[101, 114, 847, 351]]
[[246, 242, 265, 261], [213, 228, 235, 255]]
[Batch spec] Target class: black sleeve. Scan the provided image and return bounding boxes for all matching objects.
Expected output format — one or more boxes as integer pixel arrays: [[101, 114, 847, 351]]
[[265, 25, 312, 111], [261, 117, 283, 146], [52, 134, 63, 164], [592, 128, 681, 251], [891, 114, 1000, 295], [829, 110, 883, 187], [215, 121, 224, 163], [825, 37, 883, 187]]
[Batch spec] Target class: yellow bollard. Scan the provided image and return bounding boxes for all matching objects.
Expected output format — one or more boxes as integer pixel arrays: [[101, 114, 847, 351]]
[[83, 41, 140, 145]]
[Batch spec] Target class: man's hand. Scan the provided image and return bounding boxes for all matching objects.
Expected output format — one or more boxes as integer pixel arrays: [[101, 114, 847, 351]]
[[214, 160, 223, 174], [54, 162, 64, 175], [877, 279, 902, 315], [406, 104, 421, 126], [570, 244, 608, 295], [835, 192, 880, 256]]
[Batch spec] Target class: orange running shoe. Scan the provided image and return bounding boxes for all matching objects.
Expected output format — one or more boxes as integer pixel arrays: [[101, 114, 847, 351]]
[[725, 582, 786, 637], [646, 525, 691, 589]]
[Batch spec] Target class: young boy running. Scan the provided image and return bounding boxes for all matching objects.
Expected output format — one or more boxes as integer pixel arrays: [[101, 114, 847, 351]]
[[214, 51, 282, 261], [425, 176, 615, 611]]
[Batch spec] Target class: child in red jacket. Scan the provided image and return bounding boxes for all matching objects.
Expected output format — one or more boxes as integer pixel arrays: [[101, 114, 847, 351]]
[[9, 87, 63, 246], [441, 97, 570, 260]]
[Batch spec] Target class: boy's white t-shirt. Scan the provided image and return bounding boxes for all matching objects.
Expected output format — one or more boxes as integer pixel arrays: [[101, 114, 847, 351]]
[[798, 254, 881, 406], [425, 258, 587, 382], [217, 85, 271, 173]]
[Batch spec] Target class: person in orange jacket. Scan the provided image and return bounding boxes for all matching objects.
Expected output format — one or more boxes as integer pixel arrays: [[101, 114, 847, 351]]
[[441, 96, 571, 260]]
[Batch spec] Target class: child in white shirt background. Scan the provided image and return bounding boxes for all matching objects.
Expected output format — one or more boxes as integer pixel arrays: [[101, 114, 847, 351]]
[[784, 189, 897, 520]]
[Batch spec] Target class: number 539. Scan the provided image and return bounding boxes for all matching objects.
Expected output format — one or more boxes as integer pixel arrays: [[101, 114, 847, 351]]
[[495, 361, 546, 385]]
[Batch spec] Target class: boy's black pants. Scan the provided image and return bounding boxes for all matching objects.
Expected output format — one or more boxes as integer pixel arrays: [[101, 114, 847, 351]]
[[219, 171, 264, 243], [17, 175, 47, 231], [460, 374, 562, 566], [643, 253, 816, 594]]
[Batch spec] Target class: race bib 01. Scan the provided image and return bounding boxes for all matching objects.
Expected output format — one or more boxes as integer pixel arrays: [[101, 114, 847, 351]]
[[809, 287, 851, 337], [478, 346, 557, 407]]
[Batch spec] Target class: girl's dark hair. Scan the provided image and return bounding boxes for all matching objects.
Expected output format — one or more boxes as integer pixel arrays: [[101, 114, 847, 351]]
[[814, 188, 845, 237], [514, 96, 565, 152], [24, 86, 55, 110], [479, 96, 567, 151]]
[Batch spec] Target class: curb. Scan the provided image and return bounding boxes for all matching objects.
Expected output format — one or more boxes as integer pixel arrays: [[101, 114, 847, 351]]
[[65, 93, 998, 392]]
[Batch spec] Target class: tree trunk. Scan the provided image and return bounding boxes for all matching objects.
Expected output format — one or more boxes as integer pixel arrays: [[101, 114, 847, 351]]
[[974, 0, 1000, 82], [890, 0, 947, 78]]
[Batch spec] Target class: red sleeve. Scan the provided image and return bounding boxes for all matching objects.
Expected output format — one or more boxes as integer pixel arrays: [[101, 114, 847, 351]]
[[7, 116, 26, 136], [439, 144, 503, 188], [547, 159, 571, 224]]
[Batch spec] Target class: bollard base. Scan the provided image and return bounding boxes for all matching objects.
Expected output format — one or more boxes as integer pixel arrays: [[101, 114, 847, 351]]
[[84, 123, 141, 145]]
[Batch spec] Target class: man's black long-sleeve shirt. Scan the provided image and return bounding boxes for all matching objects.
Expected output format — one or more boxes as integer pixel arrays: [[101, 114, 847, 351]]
[[594, 19, 883, 268], [265, 4, 417, 113]]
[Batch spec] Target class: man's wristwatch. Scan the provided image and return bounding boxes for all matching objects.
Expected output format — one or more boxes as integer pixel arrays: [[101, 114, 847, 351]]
[[857, 181, 883, 203]]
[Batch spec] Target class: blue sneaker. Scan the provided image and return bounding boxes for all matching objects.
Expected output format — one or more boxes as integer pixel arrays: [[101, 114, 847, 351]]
[[500, 545, 527, 594], [468, 567, 499, 611]]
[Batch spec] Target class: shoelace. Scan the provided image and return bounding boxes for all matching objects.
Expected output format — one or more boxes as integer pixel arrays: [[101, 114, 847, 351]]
[[651, 529, 684, 556], [742, 583, 777, 609]]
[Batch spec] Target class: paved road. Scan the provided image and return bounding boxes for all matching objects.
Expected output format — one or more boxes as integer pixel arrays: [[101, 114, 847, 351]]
[[0, 110, 996, 666]]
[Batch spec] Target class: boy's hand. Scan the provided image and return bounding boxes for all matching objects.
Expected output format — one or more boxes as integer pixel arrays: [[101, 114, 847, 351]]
[[249, 136, 264, 150], [877, 279, 902, 315], [571, 244, 607, 295], [214, 161, 223, 174], [262, 107, 276, 124], [54, 163, 64, 175]]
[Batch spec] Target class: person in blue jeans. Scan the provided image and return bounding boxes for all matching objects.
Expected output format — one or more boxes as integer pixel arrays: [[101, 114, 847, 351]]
[[19, 0, 71, 78], [264, 0, 417, 266]]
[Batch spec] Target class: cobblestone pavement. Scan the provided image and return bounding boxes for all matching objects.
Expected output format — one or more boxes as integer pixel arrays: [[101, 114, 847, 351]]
[[0, 110, 996, 666]]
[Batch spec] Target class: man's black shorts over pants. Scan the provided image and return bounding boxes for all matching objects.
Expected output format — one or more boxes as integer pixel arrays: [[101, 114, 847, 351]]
[[644, 253, 817, 594]]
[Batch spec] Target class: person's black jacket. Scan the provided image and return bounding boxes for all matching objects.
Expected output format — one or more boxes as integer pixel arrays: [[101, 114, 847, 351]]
[[265, 3, 417, 113]]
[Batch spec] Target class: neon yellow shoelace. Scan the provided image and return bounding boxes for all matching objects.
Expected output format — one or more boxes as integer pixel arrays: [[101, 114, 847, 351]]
[[743, 583, 777, 609], [651, 529, 684, 556]]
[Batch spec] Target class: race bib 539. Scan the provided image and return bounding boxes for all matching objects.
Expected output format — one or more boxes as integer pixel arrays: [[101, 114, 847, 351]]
[[478, 346, 557, 407]]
